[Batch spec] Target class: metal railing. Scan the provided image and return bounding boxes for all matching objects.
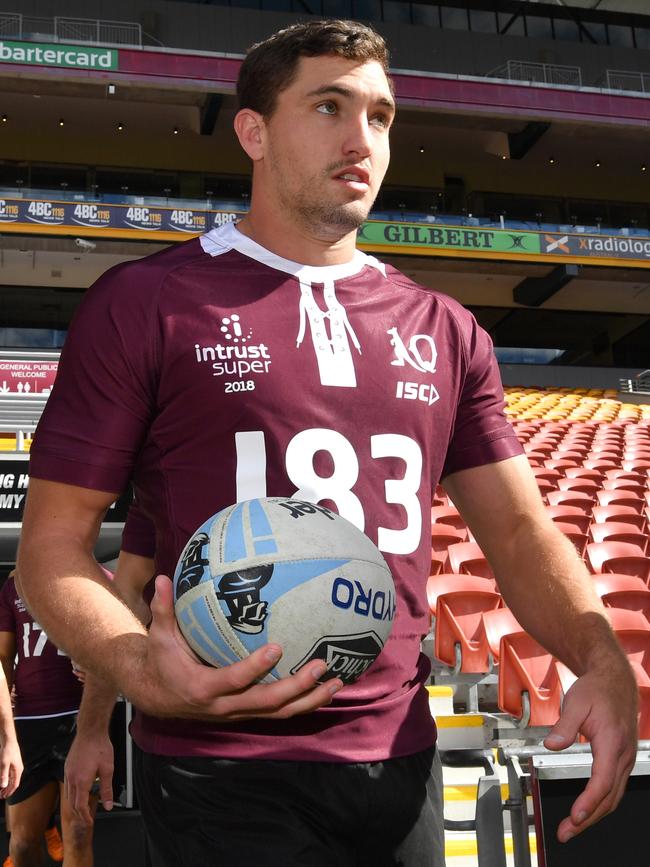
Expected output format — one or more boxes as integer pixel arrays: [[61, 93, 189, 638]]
[[605, 69, 650, 95], [487, 60, 582, 88], [620, 371, 650, 395], [0, 12, 142, 47]]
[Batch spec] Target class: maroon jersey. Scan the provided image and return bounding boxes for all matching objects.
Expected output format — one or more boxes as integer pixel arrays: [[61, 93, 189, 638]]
[[0, 578, 82, 718], [30, 222, 522, 759], [122, 500, 156, 559]]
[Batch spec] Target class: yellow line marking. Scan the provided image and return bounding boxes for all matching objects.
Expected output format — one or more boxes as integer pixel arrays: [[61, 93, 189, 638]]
[[436, 715, 484, 728]]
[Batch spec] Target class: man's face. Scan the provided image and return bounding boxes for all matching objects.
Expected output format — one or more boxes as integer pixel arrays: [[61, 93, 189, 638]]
[[260, 54, 395, 237]]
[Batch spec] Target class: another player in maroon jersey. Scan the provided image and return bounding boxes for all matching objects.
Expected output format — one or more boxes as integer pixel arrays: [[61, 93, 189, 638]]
[[0, 575, 95, 867], [18, 18, 638, 866]]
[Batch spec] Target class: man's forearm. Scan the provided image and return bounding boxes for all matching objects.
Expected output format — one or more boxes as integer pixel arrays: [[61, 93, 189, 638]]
[[18, 536, 149, 696], [76, 674, 119, 735], [491, 517, 626, 676]]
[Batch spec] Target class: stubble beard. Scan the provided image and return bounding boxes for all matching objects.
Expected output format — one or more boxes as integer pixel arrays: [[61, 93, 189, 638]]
[[272, 157, 376, 240]]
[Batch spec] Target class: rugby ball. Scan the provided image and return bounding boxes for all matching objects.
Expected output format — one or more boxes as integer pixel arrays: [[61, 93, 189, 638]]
[[173, 497, 395, 685]]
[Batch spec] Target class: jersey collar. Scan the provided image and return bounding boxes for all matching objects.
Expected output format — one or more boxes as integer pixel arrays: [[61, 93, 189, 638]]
[[200, 221, 386, 282]]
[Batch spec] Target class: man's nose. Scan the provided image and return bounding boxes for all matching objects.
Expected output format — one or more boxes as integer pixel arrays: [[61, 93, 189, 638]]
[[342, 114, 373, 158]]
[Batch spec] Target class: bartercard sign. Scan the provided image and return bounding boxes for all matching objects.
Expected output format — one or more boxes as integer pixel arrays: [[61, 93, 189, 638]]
[[0, 40, 117, 70]]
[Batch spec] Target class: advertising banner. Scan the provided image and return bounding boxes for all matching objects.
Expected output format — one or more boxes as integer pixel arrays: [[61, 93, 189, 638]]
[[0, 40, 117, 70], [2, 197, 649, 267]]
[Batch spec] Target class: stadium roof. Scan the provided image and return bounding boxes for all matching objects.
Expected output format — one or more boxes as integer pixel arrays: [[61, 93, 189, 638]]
[[557, 1, 649, 15]]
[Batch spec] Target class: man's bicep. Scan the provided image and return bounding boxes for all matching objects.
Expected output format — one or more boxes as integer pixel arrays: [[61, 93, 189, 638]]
[[20, 478, 119, 552], [442, 454, 547, 548]]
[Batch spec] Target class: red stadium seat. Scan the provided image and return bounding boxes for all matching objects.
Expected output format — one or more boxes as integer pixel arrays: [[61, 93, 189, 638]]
[[584, 459, 619, 472], [431, 523, 467, 555], [546, 491, 593, 511], [593, 573, 650, 621], [602, 480, 646, 497], [563, 468, 603, 482], [556, 478, 599, 496], [426, 573, 496, 617], [477, 607, 525, 665], [589, 522, 648, 553], [603, 470, 646, 485], [596, 490, 644, 512], [591, 505, 647, 531], [543, 458, 581, 471], [532, 467, 562, 484], [446, 542, 495, 581], [430, 506, 467, 534], [585, 541, 650, 582], [545, 505, 591, 534], [497, 632, 563, 726], [434, 587, 502, 673]]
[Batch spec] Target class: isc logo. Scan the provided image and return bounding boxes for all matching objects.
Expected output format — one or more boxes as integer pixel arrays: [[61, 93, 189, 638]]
[[396, 381, 439, 406]]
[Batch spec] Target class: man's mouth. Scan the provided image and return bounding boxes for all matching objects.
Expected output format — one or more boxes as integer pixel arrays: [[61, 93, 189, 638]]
[[333, 167, 370, 188]]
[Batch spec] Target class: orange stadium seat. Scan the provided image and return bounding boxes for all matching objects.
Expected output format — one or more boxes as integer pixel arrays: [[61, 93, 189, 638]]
[[593, 574, 650, 621], [602, 480, 646, 497], [497, 632, 563, 726], [589, 522, 649, 553], [545, 505, 591, 534], [546, 491, 594, 511], [430, 524, 467, 555], [434, 586, 502, 673], [586, 541, 650, 581], [596, 489, 644, 512], [591, 504, 647, 531], [446, 542, 495, 582], [430, 506, 467, 534], [425, 573, 497, 617], [477, 607, 525, 667]]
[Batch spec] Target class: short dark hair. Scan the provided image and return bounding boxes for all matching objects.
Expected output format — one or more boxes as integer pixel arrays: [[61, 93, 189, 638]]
[[237, 19, 391, 118]]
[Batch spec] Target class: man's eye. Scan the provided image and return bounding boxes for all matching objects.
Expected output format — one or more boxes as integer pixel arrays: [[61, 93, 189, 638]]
[[316, 102, 337, 115], [371, 113, 390, 129]]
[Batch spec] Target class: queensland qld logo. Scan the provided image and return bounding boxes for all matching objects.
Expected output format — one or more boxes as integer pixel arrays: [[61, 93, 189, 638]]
[[291, 631, 384, 684], [193, 312, 272, 393], [388, 326, 439, 407]]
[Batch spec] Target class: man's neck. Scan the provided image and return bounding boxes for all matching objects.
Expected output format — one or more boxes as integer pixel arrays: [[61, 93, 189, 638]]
[[236, 208, 359, 267]]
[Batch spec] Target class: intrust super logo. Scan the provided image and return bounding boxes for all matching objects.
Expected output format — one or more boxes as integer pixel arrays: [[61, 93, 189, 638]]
[[194, 313, 272, 393]]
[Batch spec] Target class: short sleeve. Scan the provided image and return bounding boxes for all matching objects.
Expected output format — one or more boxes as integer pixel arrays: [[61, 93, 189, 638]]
[[442, 314, 522, 479], [29, 261, 160, 495], [0, 580, 16, 633], [122, 500, 156, 558]]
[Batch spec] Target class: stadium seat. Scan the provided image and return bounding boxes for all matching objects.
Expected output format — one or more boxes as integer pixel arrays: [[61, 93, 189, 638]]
[[596, 489, 644, 511], [476, 607, 524, 666], [602, 480, 646, 497], [431, 523, 467, 555], [585, 541, 650, 581], [425, 573, 497, 617], [543, 458, 581, 472], [593, 573, 650, 621], [591, 504, 647, 531], [446, 542, 495, 582], [546, 491, 594, 511], [545, 505, 591, 533], [497, 632, 563, 726], [603, 470, 646, 485], [556, 478, 599, 496], [434, 586, 502, 673], [532, 467, 562, 484], [589, 522, 648, 553], [563, 468, 603, 482], [584, 459, 619, 472], [430, 506, 467, 533]]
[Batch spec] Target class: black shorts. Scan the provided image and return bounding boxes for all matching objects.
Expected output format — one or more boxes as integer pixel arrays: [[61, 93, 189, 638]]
[[7, 713, 77, 806], [134, 745, 445, 867]]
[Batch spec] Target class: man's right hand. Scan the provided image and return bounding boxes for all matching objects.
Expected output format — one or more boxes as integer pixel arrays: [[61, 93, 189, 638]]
[[65, 729, 114, 824], [123, 575, 343, 721]]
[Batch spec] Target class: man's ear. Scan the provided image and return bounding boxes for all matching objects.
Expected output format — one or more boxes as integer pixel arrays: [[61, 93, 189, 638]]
[[234, 109, 266, 161]]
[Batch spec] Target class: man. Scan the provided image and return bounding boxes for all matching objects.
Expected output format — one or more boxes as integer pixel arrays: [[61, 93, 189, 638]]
[[17, 19, 638, 867], [0, 573, 96, 866]]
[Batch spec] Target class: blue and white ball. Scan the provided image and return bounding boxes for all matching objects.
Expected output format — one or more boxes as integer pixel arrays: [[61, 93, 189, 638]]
[[173, 497, 395, 685]]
